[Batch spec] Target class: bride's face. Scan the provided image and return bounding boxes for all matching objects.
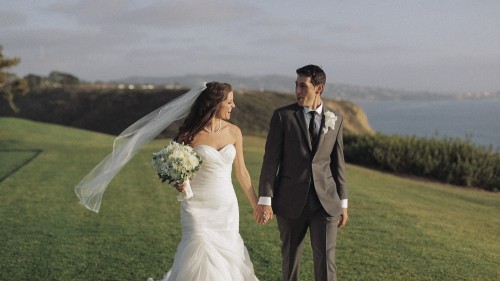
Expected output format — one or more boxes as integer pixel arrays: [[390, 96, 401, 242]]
[[216, 91, 235, 120]]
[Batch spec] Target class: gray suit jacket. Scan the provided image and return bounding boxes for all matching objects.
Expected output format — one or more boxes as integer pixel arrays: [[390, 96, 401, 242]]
[[259, 103, 347, 219]]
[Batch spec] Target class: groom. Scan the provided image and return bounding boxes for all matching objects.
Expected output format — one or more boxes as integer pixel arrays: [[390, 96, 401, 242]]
[[257, 64, 348, 281]]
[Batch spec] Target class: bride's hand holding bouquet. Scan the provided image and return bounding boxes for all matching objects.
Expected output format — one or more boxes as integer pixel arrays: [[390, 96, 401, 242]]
[[151, 141, 202, 201]]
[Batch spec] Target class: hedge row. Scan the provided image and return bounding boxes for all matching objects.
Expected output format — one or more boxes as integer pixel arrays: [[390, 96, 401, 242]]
[[344, 133, 500, 192]]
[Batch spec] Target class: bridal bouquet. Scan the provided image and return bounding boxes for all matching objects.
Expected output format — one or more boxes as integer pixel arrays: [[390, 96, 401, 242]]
[[151, 141, 202, 201]]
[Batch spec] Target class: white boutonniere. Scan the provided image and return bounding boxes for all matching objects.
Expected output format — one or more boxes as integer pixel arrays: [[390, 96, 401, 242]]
[[323, 111, 338, 134]]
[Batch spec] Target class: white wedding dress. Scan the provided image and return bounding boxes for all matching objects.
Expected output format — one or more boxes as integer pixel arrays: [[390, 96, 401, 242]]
[[149, 144, 259, 281]]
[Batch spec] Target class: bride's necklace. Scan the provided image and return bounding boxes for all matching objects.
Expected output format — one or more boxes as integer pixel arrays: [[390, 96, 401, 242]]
[[203, 119, 222, 134]]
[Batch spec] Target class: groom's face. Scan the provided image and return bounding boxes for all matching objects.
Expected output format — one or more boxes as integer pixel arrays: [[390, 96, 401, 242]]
[[295, 75, 321, 109]]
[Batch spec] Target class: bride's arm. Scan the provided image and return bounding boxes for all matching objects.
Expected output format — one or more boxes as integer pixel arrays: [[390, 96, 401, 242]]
[[232, 126, 259, 212]]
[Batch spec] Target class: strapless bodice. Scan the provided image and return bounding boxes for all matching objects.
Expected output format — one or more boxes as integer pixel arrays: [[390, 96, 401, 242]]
[[190, 144, 235, 187]]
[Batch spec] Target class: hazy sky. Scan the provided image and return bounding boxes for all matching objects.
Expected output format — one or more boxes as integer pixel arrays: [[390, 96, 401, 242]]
[[1, 0, 500, 92]]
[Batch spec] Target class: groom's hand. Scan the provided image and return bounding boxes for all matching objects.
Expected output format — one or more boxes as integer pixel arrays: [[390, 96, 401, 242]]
[[256, 205, 273, 225], [338, 208, 348, 228]]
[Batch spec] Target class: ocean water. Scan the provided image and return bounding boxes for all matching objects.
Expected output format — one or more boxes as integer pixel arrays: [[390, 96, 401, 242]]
[[356, 99, 500, 149]]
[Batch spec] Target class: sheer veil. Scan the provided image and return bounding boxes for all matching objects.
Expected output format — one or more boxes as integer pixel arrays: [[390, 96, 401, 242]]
[[74, 83, 207, 213]]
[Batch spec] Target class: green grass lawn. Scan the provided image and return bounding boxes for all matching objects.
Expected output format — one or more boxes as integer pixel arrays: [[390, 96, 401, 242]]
[[1, 117, 499, 281]]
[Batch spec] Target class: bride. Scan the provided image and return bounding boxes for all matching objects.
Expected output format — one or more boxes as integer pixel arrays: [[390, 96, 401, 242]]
[[148, 82, 262, 281], [74, 81, 266, 280]]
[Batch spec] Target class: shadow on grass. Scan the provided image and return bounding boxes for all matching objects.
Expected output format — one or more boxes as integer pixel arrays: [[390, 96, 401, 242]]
[[0, 149, 42, 183]]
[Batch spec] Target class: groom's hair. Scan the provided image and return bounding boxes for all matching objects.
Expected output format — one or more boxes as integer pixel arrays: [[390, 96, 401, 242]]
[[296, 65, 326, 86]]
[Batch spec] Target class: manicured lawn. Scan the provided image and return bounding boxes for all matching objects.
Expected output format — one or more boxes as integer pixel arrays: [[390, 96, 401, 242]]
[[1, 118, 499, 280]]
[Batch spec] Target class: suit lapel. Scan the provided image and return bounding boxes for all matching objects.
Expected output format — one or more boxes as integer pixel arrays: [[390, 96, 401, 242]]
[[294, 107, 313, 150]]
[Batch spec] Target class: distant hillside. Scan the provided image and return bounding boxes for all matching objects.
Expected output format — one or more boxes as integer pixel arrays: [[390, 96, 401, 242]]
[[115, 74, 500, 101], [0, 88, 374, 137]]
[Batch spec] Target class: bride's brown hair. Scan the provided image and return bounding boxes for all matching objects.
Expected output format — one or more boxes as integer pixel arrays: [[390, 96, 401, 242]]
[[175, 81, 232, 144]]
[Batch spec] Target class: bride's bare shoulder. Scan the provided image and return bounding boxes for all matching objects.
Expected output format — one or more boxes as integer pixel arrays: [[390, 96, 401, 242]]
[[224, 121, 241, 134]]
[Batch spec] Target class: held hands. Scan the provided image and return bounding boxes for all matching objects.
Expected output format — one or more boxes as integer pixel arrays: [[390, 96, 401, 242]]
[[255, 205, 274, 225]]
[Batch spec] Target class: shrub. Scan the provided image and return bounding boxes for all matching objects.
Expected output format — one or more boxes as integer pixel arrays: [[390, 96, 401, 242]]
[[344, 133, 500, 192]]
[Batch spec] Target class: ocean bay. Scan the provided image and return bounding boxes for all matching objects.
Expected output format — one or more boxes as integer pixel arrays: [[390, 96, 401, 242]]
[[357, 99, 500, 149]]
